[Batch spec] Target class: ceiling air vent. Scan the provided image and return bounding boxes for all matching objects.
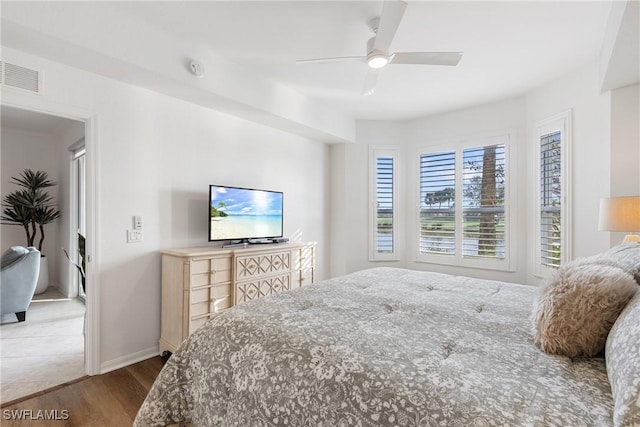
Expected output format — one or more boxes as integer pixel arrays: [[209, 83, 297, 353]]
[[0, 61, 41, 94]]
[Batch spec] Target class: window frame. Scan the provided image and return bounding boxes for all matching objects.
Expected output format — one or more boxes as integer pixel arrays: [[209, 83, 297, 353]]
[[369, 146, 400, 261], [534, 110, 572, 278], [413, 131, 515, 271]]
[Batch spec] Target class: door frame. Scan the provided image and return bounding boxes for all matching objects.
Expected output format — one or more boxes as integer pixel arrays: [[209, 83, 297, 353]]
[[3, 93, 101, 375]]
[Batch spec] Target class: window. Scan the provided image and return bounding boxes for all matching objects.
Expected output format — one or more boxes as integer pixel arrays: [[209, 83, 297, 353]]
[[369, 148, 398, 260], [539, 131, 561, 268], [535, 111, 571, 276], [416, 134, 512, 270], [462, 144, 506, 259], [420, 151, 456, 255]]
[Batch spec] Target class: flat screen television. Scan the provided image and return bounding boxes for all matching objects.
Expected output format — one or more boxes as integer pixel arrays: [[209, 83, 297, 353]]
[[208, 185, 283, 242]]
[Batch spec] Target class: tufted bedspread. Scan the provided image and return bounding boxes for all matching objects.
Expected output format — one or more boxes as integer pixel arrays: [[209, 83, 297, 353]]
[[134, 267, 613, 426]]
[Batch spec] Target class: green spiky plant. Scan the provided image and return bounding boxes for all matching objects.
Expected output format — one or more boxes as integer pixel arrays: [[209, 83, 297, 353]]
[[1, 169, 61, 255], [63, 232, 86, 293]]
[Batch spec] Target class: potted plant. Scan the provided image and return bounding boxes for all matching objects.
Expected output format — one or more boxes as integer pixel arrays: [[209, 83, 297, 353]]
[[1, 169, 61, 294]]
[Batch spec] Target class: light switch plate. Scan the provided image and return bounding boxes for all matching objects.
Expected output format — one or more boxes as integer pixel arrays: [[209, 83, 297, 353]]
[[127, 230, 143, 243]]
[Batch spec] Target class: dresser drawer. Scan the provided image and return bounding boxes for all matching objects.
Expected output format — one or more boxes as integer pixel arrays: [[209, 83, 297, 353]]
[[235, 251, 290, 280], [191, 259, 211, 275], [190, 257, 232, 287], [292, 246, 315, 271], [294, 268, 314, 287], [191, 284, 232, 313], [235, 274, 291, 304], [189, 315, 212, 334]]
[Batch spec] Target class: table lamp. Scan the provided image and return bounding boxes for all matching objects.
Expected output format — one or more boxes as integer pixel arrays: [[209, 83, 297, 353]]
[[598, 196, 640, 243]]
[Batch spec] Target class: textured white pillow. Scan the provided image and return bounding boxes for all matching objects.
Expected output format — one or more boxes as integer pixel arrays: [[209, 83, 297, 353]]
[[606, 292, 640, 426], [604, 243, 640, 285], [533, 258, 639, 357]]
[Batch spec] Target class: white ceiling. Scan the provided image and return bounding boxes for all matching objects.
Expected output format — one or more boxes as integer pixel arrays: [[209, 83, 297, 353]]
[[0, 1, 617, 131], [119, 0, 613, 120], [1, 105, 81, 135]]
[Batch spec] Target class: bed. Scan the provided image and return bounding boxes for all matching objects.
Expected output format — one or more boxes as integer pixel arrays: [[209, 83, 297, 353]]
[[134, 265, 640, 427]]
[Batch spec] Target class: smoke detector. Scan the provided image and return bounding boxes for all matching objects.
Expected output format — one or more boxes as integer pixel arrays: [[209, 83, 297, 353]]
[[189, 61, 205, 78]]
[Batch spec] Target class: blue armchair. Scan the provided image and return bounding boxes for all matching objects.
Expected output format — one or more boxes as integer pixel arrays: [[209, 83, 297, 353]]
[[1, 246, 41, 322]]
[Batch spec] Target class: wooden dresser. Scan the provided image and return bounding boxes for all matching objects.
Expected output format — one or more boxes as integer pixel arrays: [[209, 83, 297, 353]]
[[159, 242, 316, 354]]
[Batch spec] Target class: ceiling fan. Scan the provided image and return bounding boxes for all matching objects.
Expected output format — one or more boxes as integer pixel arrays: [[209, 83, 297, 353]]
[[296, 0, 463, 95]]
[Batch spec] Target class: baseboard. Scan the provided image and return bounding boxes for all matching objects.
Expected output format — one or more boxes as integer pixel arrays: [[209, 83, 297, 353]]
[[99, 345, 159, 374]]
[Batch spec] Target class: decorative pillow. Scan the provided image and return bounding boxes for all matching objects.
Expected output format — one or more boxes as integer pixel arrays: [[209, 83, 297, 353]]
[[0, 246, 29, 269], [606, 292, 640, 426], [604, 243, 640, 285], [533, 257, 639, 357]]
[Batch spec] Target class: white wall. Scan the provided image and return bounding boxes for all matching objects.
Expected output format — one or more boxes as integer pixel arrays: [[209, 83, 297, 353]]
[[608, 83, 640, 245], [0, 127, 63, 287], [609, 84, 639, 192], [2, 48, 330, 370], [330, 121, 409, 277]]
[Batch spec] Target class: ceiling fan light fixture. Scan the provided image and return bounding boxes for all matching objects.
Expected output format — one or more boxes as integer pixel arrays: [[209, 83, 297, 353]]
[[367, 54, 388, 69]]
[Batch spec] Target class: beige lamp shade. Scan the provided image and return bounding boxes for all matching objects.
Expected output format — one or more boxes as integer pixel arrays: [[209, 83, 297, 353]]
[[599, 196, 640, 243]]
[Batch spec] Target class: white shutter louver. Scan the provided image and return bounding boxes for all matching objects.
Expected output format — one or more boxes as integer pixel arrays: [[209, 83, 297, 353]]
[[375, 156, 394, 253], [420, 151, 456, 255], [540, 131, 562, 268]]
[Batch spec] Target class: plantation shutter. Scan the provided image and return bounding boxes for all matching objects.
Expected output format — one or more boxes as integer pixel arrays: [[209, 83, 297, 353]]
[[540, 131, 562, 268], [375, 156, 394, 253], [462, 144, 506, 259], [420, 151, 456, 255]]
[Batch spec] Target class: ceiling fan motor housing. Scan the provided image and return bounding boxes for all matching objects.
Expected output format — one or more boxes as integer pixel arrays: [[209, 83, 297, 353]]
[[366, 36, 389, 68]]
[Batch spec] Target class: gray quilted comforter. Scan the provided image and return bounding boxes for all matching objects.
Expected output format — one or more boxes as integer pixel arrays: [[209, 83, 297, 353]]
[[135, 267, 613, 426]]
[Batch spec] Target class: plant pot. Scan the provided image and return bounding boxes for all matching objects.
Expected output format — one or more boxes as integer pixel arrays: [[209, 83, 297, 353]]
[[34, 255, 49, 295]]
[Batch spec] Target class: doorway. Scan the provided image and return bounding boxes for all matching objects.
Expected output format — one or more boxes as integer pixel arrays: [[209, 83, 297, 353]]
[[0, 104, 96, 403]]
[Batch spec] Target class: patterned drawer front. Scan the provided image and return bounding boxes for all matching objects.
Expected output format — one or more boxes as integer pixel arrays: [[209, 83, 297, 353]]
[[236, 274, 291, 304], [236, 251, 290, 280]]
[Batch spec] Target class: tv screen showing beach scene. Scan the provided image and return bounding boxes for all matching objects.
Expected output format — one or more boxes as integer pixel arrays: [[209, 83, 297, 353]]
[[209, 185, 283, 241]]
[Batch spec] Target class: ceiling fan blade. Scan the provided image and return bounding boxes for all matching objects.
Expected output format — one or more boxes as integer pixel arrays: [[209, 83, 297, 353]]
[[362, 69, 380, 96], [390, 52, 463, 66], [296, 56, 365, 65], [373, 0, 408, 53]]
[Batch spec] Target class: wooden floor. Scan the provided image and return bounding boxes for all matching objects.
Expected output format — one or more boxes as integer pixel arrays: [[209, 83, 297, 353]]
[[0, 355, 167, 426]]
